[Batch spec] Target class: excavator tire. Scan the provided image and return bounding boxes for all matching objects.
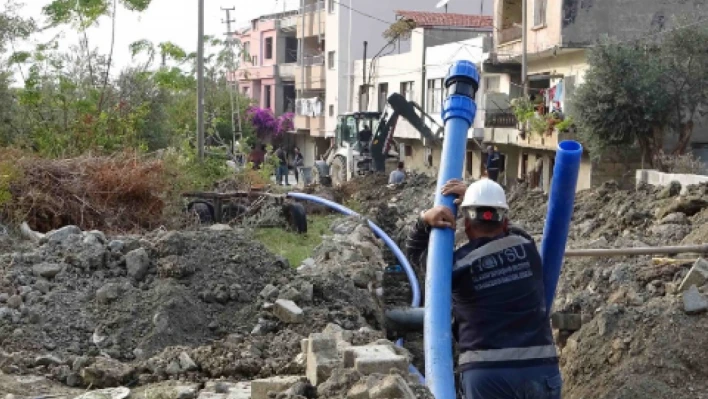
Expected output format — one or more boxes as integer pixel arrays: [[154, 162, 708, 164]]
[[330, 156, 347, 187]]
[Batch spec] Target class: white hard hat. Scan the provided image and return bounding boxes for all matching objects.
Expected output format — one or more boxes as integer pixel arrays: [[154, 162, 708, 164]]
[[460, 178, 509, 213]]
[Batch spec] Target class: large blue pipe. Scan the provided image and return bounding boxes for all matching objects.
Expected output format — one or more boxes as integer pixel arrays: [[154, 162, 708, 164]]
[[424, 61, 479, 399], [539, 140, 583, 315]]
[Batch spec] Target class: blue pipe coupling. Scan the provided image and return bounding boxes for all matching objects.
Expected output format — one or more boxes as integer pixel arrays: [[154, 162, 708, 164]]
[[539, 140, 583, 315]]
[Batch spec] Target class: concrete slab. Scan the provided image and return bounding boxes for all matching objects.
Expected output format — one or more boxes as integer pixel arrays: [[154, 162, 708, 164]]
[[306, 333, 339, 386], [201, 381, 251, 399], [273, 299, 304, 323], [343, 345, 409, 375], [251, 376, 303, 399]]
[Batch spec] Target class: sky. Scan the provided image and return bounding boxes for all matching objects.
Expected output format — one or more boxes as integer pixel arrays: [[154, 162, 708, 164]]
[[13, 0, 299, 78]]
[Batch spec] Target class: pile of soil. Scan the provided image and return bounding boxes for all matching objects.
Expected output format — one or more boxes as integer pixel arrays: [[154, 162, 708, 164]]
[[0, 219, 389, 392]]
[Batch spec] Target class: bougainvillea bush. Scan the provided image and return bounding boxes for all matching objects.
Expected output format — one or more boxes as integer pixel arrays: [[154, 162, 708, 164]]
[[247, 107, 294, 138]]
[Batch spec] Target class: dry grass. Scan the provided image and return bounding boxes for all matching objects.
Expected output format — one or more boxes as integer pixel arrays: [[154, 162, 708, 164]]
[[1, 150, 169, 233]]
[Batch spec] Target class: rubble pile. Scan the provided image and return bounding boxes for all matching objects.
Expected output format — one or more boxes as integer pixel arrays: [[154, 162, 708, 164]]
[[0, 214, 433, 398], [346, 178, 708, 399]]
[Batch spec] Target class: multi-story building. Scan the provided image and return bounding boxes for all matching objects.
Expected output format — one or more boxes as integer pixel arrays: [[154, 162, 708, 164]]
[[289, 0, 494, 167], [235, 11, 300, 117], [351, 16, 493, 178], [486, 0, 708, 190]]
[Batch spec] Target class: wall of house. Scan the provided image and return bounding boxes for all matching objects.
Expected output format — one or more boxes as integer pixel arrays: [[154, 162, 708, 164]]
[[326, 0, 494, 137], [494, 0, 564, 57], [560, 0, 707, 47]]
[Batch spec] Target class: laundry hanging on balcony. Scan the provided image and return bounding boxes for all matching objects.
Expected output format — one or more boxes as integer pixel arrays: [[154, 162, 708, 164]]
[[296, 98, 323, 117]]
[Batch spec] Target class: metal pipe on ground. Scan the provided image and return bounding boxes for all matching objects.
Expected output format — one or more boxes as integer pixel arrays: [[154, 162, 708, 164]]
[[565, 244, 708, 257]]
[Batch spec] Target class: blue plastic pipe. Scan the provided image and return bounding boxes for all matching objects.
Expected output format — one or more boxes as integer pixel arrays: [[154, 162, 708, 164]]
[[424, 61, 479, 399], [286, 192, 425, 383], [287, 192, 421, 308], [539, 140, 583, 315]]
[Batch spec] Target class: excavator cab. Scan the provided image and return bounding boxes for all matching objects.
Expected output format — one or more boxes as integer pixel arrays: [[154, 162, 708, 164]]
[[335, 112, 382, 152]]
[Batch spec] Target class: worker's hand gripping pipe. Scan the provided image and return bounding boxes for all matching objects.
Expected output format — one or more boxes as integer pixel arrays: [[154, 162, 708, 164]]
[[424, 60, 479, 399], [539, 140, 583, 315]]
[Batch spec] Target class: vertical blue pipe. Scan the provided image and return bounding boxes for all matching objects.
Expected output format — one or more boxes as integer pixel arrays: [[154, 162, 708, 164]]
[[424, 61, 478, 399], [540, 140, 583, 315]]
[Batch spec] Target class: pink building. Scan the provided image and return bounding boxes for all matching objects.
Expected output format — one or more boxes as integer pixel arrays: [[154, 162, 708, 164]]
[[235, 11, 299, 116]]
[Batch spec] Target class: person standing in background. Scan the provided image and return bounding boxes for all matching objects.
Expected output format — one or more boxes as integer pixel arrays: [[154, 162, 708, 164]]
[[486, 146, 502, 182], [293, 146, 305, 185]]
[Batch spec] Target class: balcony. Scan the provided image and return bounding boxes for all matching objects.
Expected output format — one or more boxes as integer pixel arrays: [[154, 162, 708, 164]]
[[280, 14, 298, 31], [235, 65, 276, 81], [278, 63, 296, 79], [484, 110, 518, 128], [297, 3, 326, 38], [499, 26, 522, 44], [295, 115, 325, 133], [295, 55, 325, 90]]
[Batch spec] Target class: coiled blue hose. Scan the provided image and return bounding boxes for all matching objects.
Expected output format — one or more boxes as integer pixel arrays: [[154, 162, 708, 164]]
[[287, 192, 425, 383]]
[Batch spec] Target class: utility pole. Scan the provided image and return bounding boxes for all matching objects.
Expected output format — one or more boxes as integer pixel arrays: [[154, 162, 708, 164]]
[[222, 6, 243, 159], [522, 0, 528, 96], [197, 0, 205, 161]]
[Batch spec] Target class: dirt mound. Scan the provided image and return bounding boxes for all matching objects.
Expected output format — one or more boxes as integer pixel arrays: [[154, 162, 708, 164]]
[[0, 217, 394, 392]]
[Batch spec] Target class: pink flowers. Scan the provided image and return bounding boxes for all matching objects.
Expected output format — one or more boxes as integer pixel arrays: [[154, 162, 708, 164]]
[[247, 107, 294, 137]]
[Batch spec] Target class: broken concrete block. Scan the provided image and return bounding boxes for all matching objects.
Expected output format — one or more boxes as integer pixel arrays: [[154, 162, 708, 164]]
[[306, 333, 339, 386], [679, 258, 708, 292], [259, 284, 279, 300], [348, 382, 371, 399], [201, 381, 251, 399], [251, 375, 303, 399], [551, 312, 582, 331], [179, 351, 198, 371], [369, 374, 417, 399], [209, 224, 232, 231], [273, 299, 304, 323], [683, 285, 708, 315], [343, 345, 409, 375]]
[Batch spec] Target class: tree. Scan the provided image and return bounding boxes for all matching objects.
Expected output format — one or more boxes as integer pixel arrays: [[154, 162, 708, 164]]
[[572, 19, 708, 169]]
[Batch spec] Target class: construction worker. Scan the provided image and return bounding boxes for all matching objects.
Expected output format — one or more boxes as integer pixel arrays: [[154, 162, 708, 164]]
[[406, 178, 561, 399], [485, 146, 502, 182]]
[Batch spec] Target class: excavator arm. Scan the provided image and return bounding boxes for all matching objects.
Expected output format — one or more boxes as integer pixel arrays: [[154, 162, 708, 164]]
[[370, 93, 444, 172]]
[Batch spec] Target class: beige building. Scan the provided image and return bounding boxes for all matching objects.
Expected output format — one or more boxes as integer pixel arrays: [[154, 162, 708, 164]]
[[351, 11, 493, 178], [488, 0, 708, 191]]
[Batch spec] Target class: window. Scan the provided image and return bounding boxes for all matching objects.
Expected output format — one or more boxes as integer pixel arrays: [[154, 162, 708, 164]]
[[265, 37, 273, 59], [242, 42, 250, 61], [328, 0, 335, 13], [252, 56, 258, 66], [243, 87, 250, 96], [264, 85, 272, 109], [427, 79, 443, 113], [378, 83, 388, 112], [329, 104, 334, 116], [484, 76, 500, 93], [534, 0, 547, 26], [400, 81, 415, 101], [328, 51, 335, 69]]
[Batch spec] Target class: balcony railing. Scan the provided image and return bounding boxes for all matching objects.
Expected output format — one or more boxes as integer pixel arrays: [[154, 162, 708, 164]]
[[499, 26, 522, 44], [301, 54, 325, 66], [302, 1, 325, 14], [278, 63, 296, 78], [280, 15, 298, 30], [485, 109, 518, 128]]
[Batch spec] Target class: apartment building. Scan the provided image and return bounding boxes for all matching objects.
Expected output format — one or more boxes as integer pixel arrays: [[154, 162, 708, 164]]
[[288, 0, 494, 167], [487, 0, 708, 190], [235, 11, 299, 116], [351, 12, 492, 177]]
